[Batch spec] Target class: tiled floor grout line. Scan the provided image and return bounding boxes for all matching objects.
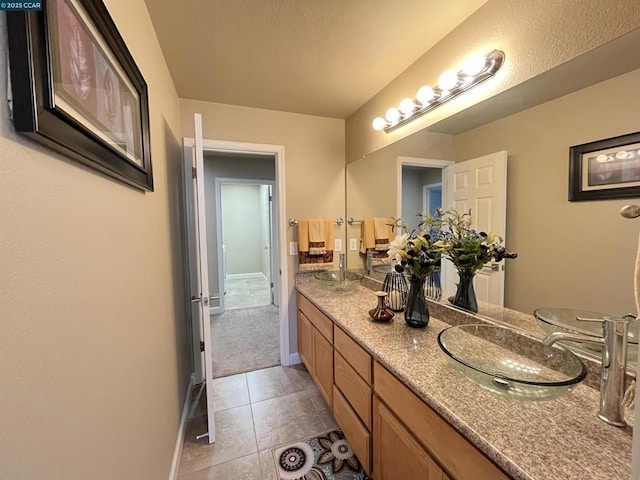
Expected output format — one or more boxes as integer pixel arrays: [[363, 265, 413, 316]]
[[246, 374, 264, 480]]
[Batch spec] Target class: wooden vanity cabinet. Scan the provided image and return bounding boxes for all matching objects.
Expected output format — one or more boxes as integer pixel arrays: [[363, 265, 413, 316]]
[[297, 292, 509, 480], [374, 397, 445, 480], [297, 293, 333, 407], [374, 362, 511, 480]]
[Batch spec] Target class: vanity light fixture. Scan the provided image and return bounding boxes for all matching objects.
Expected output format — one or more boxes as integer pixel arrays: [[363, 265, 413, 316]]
[[372, 49, 505, 132]]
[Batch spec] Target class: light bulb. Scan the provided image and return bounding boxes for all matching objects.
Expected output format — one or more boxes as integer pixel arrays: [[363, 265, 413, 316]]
[[372, 117, 387, 131], [438, 70, 459, 91], [416, 85, 434, 105], [462, 53, 487, 76], [385, 107, 400, 123], [399, 98, 416, 115]]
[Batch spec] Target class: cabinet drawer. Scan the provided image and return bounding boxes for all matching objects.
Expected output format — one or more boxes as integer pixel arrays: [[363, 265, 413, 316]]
[[334, 352, 372, 429], [374, 362, 510, 480], [334, 327, 372, 384], [333, 386, 371, 474], [297, 293, 333, 342]]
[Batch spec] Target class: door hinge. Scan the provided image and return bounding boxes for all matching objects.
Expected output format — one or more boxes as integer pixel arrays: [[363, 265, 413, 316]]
[[268, 195, 273, 202], [192, 167, 197, 179], [200, 341, 205, 352], [270, 282, 274, 288]]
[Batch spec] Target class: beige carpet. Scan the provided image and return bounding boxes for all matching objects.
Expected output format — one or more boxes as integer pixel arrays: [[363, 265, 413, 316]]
[[211, 305, 280, 378]]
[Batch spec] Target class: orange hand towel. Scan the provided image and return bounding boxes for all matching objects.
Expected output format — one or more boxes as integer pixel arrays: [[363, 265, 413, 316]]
[[298, 218, 335, 271], [360, 217, 394, 254], [308, 218, 326, 255], [374, 217, 391, 250]]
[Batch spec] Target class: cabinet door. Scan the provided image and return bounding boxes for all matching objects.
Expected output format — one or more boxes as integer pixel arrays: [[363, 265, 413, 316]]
[[298, 312, 313, 373], [313, 328, 334, 407], [374, 398, 444, 480]]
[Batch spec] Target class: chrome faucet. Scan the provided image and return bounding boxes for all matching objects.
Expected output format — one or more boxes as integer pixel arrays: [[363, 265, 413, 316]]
[[366, 250, 374, 276], [339, 253, 346, 281], [542, 315, 632, 427]]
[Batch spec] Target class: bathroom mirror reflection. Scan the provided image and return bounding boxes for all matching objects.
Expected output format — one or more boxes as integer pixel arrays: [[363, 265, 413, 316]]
[[345, 33, 640, 370]]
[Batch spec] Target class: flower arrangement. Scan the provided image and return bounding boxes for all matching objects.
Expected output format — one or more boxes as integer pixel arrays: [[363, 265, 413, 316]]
[[387, 218, 445, 282], [432, 208, 517, 274], [387, 209, 517, 316]]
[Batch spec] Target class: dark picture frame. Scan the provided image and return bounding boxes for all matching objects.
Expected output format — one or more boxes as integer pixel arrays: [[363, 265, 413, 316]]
[[7, 0, 153, 191], [569, 132, 640, 201]]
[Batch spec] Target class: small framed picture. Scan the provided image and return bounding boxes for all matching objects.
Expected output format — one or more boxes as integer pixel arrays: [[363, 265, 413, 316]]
[[569, 132, 640, 201]]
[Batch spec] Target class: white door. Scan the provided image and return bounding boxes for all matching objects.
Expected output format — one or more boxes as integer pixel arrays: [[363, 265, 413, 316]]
[[446, 151, 507, 306], [190, 113, 216, 442]]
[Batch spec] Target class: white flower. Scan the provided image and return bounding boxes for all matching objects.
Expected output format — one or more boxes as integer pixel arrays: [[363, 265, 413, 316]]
[[388, 233, 409, 263]]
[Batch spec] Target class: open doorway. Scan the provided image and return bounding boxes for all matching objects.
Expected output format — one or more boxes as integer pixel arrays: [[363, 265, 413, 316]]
[[218, 180, 275, 310], [184, 139, 290, 387], [204, 153, 280, 378], [397, 156, 454, 291]]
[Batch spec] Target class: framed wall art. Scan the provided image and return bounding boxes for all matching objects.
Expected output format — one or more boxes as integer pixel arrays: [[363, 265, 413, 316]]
[[7, 0, 153, 191], [569, 132, 640, 201]]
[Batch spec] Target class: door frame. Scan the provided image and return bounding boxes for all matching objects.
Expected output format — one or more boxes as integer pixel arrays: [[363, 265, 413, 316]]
[[214, 177, 276, 315], [183, 138, 290, 368], [396, 156, 455, 292], [422, 182, 443, 216]]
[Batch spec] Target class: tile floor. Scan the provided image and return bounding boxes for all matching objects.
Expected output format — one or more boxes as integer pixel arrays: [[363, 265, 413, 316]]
[[224, 274, 272, 310], [179, 364, 337, 479]]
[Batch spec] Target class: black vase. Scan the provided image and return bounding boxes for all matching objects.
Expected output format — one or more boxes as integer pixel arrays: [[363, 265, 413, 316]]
[[453, 270, 478, 313], [404, 277, 429, 328]]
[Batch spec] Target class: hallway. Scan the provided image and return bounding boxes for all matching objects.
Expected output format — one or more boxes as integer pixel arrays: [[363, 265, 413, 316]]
[[224, 274, 271, 310]]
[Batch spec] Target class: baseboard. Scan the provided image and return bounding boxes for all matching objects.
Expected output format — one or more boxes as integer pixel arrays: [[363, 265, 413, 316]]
[[226, 272, 265, 279], [169, 374, 195, 480], [289, 353, 301, 365], [210, 306, 223, 315]]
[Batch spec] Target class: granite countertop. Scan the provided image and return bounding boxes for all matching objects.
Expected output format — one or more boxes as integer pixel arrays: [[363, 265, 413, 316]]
[[295, 274, 633, 480]]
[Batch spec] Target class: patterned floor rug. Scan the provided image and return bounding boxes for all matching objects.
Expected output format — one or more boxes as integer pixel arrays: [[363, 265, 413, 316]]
[[273, 430, 371, 480]]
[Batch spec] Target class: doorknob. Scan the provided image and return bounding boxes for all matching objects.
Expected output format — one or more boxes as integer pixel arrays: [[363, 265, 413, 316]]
[[490, 263, 501, 272], [191, 295, 201, 303]]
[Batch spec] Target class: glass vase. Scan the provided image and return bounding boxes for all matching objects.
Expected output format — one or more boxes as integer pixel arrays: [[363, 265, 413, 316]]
[[424, 270, 442, 301], [453, 270, 478, 313], [404, 277, 429, 328]]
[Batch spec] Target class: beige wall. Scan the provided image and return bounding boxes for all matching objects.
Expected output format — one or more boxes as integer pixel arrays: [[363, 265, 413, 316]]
[[346, 130, 453, 266], [0, 2, 189, 479], [180, 99, 345, 352], [455, 69, 640, 316], [346, 0, 640, 162], [222, 184, 264, 275]]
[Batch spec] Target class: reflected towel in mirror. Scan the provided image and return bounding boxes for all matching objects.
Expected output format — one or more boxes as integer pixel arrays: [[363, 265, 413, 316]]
[[360, 217, 394, 257]]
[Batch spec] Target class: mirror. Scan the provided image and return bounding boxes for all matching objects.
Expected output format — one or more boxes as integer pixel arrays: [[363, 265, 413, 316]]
[[345, 37, 640, 370]]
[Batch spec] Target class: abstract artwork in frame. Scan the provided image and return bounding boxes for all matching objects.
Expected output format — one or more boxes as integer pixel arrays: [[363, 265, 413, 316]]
[[569, 132, 640, 201], [7, 0, 153, 191]]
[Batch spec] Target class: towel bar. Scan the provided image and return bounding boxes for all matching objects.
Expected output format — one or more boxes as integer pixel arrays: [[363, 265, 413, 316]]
[[347, 217, 362, 225], [288, 217, 344, 227]]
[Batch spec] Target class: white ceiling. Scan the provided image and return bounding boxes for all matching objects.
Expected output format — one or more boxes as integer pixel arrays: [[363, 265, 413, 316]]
[[144, 0, 487, 119]]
